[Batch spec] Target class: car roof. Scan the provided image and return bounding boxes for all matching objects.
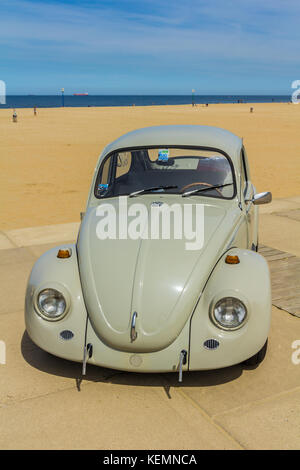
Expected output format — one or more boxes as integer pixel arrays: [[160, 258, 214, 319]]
[[101, 125, 242, 162]]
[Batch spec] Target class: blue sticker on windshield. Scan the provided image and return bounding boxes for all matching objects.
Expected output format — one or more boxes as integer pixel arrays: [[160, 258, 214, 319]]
[[98, 184, 108, 191], [158, 149, 169, 161]]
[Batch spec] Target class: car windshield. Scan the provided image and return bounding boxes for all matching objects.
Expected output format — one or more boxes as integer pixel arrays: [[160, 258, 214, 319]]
[[95, 147, 235, 199]]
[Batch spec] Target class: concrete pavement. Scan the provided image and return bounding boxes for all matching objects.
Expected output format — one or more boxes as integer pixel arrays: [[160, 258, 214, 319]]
[[0, 197, 300, 449]]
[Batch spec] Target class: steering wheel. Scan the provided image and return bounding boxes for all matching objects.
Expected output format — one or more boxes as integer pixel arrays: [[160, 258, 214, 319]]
[[180, 182, 223, 196]]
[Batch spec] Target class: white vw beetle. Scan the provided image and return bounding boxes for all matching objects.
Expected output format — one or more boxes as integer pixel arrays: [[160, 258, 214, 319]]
[[25, 125, 272, 381]]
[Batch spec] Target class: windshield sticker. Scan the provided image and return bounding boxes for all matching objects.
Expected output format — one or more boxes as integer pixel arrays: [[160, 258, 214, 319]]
[[98, 184, 109, 191], [158, 149, 169, 162]]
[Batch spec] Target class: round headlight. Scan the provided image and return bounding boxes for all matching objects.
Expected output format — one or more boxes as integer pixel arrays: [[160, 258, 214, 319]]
[[212, 297, 247, 330], [37, 288, 67, 320]]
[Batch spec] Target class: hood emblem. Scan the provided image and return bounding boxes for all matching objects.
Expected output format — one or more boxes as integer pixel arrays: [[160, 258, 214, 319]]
[[130, 311, 138, 342], [151, 201, 164, 207]]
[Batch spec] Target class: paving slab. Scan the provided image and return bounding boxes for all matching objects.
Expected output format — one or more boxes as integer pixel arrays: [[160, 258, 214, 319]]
[[259, 213, 300, 257], [0, 232, 17, 250], [214, 388, 300, 449], [287, 196, 300, 205], [0, 259, 34, 315], [3, 222, 79, 248], [0, 380, 240, 450], [0, 311, 78, 405], [0, 246, 35, 266], [275, 209, 300, 223], [259, 196, 300, 215]]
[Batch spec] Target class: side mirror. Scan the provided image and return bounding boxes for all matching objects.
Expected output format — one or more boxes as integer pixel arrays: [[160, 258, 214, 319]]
[[248, 191, 272, 205]]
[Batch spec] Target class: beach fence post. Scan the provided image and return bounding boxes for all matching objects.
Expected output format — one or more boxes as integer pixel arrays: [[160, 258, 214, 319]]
[[61, 88, 65, 107], [192, 89, 195, 107]]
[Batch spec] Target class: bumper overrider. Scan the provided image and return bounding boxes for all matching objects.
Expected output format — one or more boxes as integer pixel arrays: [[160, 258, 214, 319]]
[[25, 244, 271, 377]]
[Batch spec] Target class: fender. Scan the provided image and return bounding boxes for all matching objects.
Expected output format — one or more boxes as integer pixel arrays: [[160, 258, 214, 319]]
[[25, 244, 87, 362], [189, 248, 271, 370]]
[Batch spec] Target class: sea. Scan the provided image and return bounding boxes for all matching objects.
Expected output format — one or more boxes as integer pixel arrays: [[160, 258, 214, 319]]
[[1, 95, 291, 109]]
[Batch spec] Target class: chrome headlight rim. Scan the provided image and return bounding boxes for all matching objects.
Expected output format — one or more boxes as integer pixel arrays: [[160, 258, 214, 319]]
[[34, 283, 70, 322], [210, 295, 248, 331]]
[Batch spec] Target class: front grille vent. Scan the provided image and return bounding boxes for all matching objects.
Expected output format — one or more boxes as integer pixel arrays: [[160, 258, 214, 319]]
[[60, 330, 74, 341], [203, 339, 219, 350]]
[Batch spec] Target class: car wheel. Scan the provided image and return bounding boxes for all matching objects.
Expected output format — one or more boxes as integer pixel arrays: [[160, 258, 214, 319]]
[[243, 339, 268, 367]]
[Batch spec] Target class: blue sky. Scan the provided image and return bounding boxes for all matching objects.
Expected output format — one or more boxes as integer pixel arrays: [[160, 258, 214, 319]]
[[0, 0, 299, 94]]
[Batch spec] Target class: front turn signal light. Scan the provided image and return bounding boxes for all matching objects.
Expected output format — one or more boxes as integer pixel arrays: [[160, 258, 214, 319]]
[[57, 249, 71, 259], [225, 254, 240, 264]]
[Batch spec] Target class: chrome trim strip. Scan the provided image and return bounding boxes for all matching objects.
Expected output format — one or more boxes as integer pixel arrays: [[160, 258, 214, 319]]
[[130, 311, 138, 342]]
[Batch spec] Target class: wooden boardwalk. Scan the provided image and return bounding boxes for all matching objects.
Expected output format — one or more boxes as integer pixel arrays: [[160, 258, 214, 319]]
[[259, 245, 300, 317]]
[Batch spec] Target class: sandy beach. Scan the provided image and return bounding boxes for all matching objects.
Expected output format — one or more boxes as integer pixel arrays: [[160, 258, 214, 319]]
[[0, 102, 299, 230]]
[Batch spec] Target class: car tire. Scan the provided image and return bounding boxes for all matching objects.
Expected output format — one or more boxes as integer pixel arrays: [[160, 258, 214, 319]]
[[243, 339, 268, 367]]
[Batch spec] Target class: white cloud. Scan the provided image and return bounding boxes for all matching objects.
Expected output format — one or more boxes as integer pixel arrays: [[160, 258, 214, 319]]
[[0, 1, 299, 77]]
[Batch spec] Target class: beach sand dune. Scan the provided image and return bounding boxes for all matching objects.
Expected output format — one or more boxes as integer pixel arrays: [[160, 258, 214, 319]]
[[0, 103, 299, 230]]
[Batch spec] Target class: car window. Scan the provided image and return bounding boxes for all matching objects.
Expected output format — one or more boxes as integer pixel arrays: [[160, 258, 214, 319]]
[[95, 147, 235, 200], [116, 152, 132, 178], [99, 157, 111, 185], [241, 149, 248, 198]]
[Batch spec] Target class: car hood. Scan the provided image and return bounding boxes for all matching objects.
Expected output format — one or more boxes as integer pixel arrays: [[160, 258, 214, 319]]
[[77, 196, 239, 352]]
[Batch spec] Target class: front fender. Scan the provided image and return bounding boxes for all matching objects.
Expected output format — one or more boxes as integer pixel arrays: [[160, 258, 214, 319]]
[[189, 248, 271, 370], [25, 244, 87, 362]]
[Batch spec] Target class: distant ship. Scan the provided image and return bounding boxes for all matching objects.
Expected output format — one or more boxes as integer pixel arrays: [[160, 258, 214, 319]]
[[73, 93, 88, 96]]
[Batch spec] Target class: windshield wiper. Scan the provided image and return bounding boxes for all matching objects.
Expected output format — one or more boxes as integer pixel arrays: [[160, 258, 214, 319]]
[[182, 183, 233, 198], [129, 185, 178, 198]]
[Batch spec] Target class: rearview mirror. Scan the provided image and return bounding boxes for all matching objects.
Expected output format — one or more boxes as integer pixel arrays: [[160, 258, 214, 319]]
[[251, 191, 272, 205]]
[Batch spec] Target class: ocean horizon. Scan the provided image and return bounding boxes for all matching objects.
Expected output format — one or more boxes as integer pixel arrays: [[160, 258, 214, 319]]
[[1, 94, 291, 109]]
